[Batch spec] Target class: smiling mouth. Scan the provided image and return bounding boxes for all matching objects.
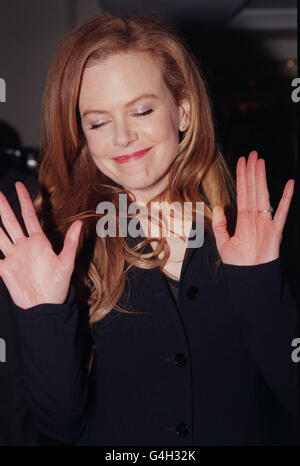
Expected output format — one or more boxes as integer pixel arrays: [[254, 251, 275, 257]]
[[113, 147, 152, 164]]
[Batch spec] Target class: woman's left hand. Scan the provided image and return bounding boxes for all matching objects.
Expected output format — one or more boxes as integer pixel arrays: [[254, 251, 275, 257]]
[[212, 150, 295, 266]]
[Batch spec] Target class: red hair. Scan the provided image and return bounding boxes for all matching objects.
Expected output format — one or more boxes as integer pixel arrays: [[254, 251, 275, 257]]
[[34, 14, 236, 324]]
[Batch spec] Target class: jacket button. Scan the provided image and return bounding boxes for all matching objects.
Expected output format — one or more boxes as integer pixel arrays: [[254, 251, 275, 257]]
[[185, 286, 199, 300], [174, 353, 187, 367], [176, 423, 190, 437]]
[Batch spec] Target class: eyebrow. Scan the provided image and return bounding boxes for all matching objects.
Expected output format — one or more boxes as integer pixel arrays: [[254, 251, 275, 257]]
[[82, 93, 159, 118]]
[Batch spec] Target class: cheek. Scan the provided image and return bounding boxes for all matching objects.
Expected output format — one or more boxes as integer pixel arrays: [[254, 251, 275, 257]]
[[85, 132, 108, 159], [84, 133, 118, 180], [145, 112, 179, 144]]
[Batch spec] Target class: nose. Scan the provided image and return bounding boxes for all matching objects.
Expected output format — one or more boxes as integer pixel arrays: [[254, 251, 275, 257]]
[[113, 117, 138, 147]]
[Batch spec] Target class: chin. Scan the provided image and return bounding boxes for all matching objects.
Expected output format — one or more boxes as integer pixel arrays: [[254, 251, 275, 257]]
[[120, 177, 158, 190]]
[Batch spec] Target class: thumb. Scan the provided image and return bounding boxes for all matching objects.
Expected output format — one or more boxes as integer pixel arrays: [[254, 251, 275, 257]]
[[212, 205, 230, 251], [58, 220, 83, 272]]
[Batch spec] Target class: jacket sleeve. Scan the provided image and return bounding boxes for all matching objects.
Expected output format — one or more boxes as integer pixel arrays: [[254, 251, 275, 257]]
[[222, 257, 299, 417], [11, 282, 93, 444]]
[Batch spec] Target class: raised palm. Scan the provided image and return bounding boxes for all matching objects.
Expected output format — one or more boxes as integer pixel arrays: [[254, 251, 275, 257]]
[[0, 182, 82, 309], [212, 151, 294, 266]]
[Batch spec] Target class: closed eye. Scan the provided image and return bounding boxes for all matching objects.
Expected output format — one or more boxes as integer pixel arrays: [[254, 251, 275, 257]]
[[90, 122, 106, 130], [89, 109, 154, 130], [133, 109, 153, 117]]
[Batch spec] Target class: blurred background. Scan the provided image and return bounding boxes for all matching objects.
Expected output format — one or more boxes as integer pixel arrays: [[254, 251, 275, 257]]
[[0, 0, 298, 295]]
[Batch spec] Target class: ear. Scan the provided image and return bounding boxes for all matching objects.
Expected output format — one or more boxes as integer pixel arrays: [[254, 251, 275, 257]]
[[178, 98, 191, 132]]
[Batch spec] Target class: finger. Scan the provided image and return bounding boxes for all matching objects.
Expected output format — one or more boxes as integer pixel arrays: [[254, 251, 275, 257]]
[[0, 226, 14, 257], [58, 221, 83, 272], [0, 190, 25, 243], [236, 156, 248, 213], [246, 151, 258, 212], [272, 179, 294, 235], [15, 182, 44, 236], [255, 158, 272, 218]]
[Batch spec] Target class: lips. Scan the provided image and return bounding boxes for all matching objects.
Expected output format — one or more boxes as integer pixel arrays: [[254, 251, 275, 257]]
[[113, 147, 152, 164]]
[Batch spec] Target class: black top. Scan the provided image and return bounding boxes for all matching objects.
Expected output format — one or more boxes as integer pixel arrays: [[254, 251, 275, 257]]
[[0, 168, 58, 445], [165, 274, 180, 302], [12, 227, 300, 445], [163, 241, 193, 303]]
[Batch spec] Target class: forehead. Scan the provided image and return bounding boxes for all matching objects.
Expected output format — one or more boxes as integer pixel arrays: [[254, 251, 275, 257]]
[[78, 51, 168, 111]]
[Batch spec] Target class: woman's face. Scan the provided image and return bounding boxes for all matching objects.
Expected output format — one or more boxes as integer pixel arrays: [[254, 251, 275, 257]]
[[79, 51, 190, 204]]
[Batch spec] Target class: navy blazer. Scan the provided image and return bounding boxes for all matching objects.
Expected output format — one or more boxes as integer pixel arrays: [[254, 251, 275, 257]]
[[12, 225, 299, 445]]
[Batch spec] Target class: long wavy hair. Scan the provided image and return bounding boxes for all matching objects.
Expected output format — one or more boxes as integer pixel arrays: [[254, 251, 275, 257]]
[[34, 14, 236, 326]]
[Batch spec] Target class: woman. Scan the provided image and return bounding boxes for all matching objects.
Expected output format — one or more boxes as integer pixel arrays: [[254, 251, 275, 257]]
[[0, 14, 298, 445]]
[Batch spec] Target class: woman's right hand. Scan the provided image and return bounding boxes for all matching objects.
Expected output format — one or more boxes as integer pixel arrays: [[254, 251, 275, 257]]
[[0, 181, 83, 309]]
